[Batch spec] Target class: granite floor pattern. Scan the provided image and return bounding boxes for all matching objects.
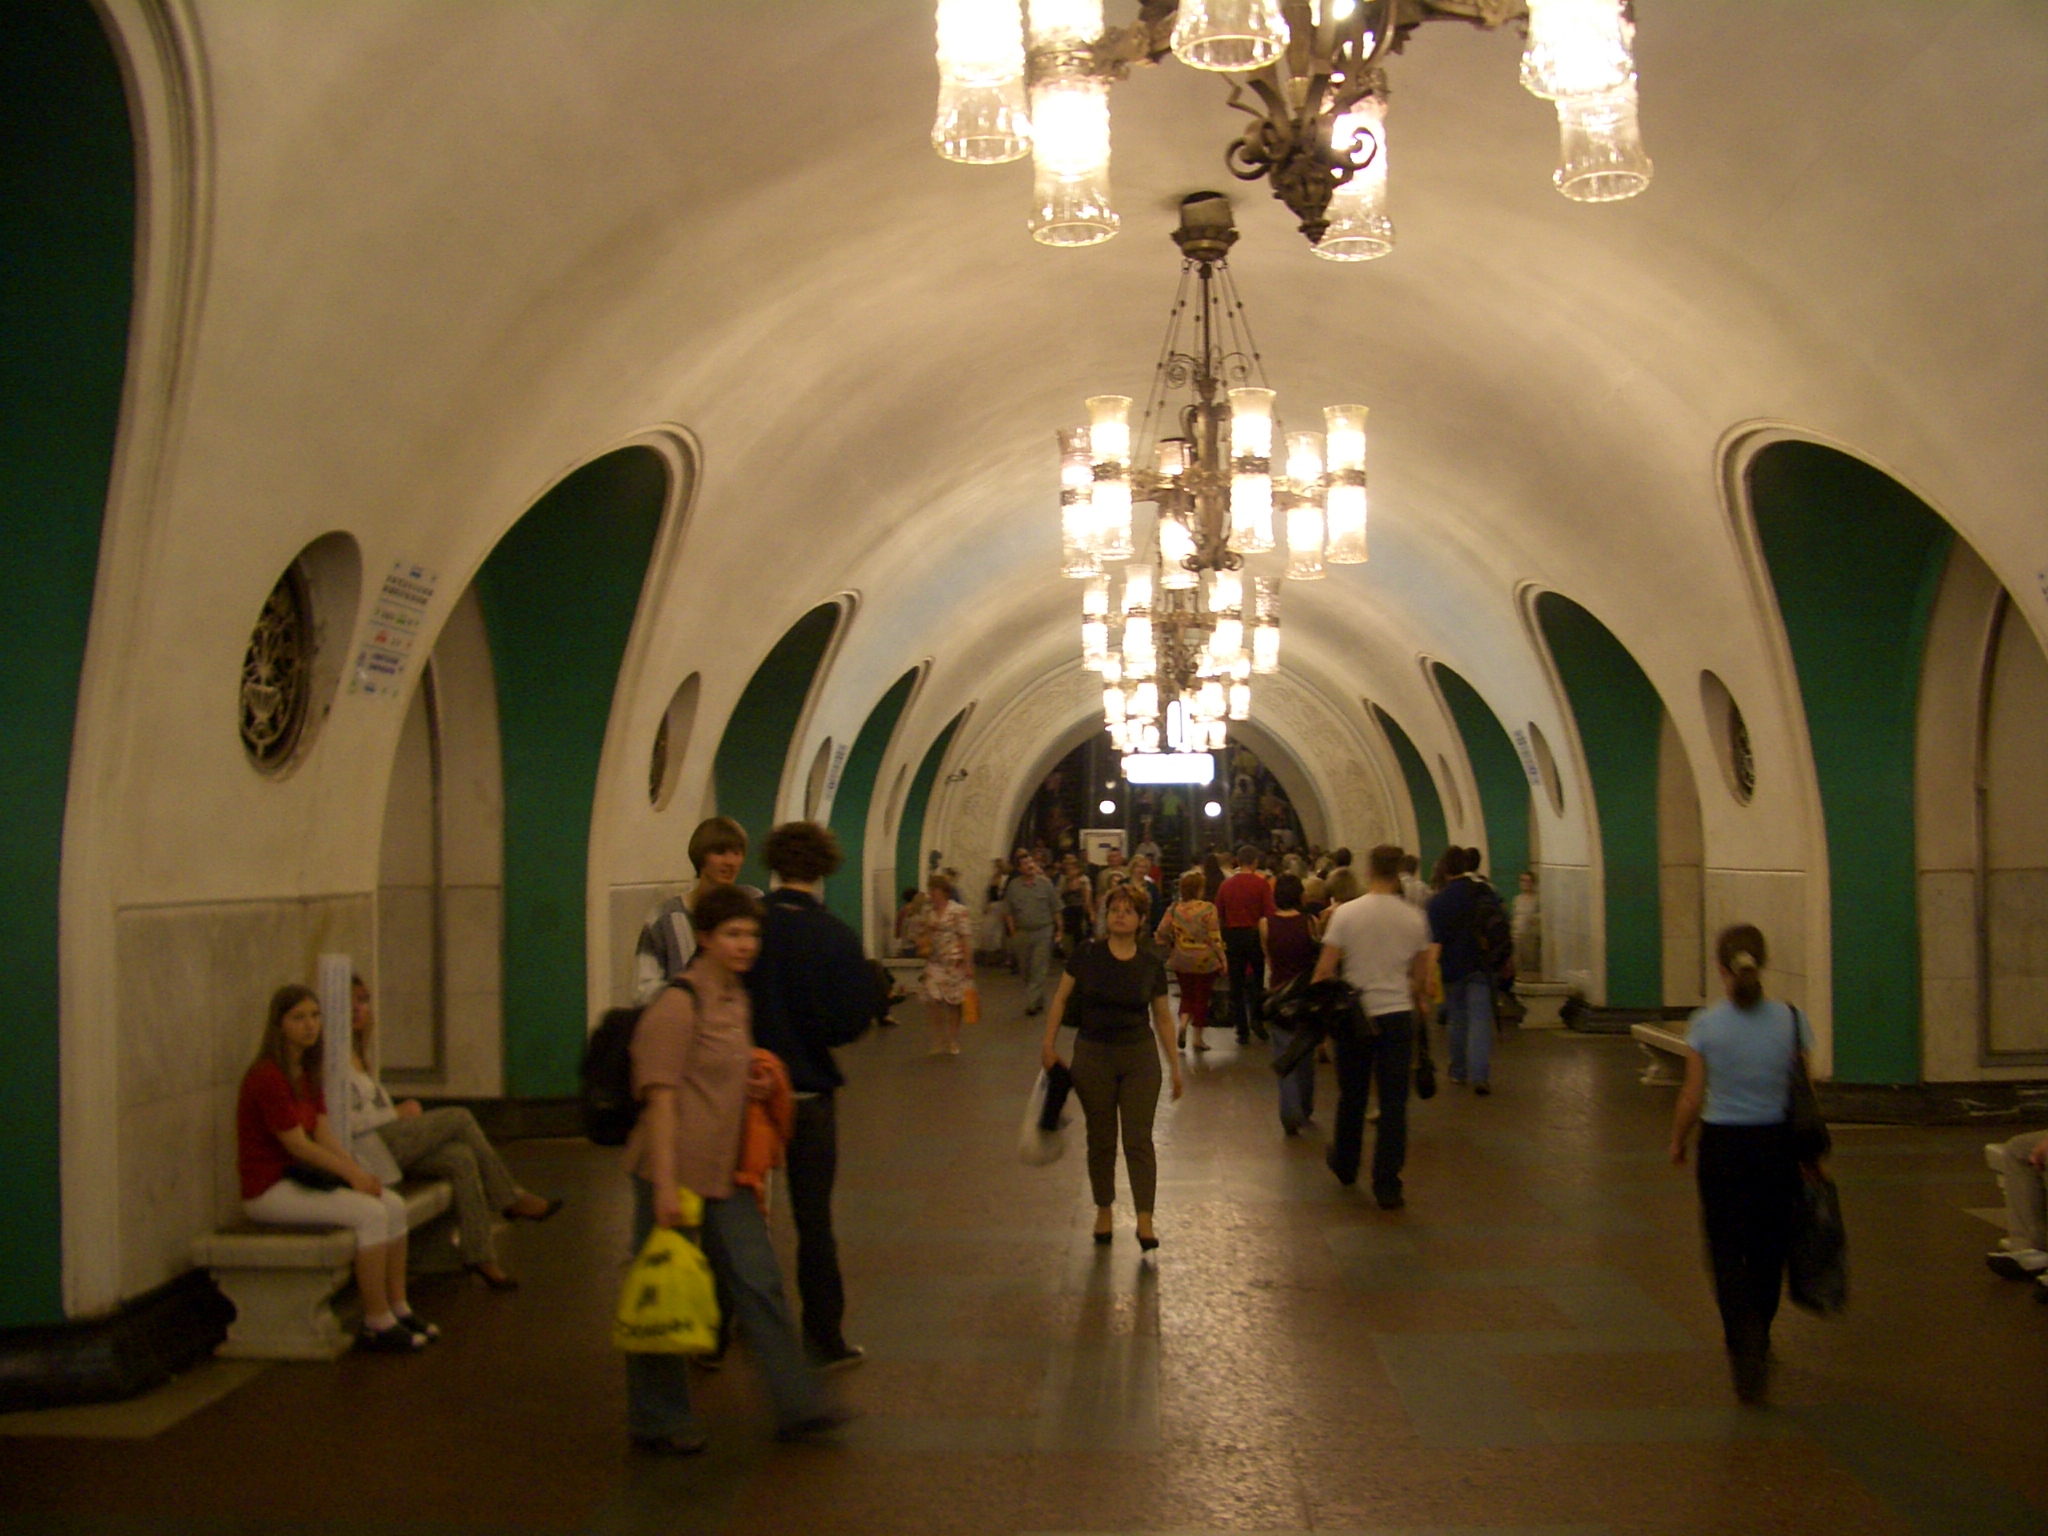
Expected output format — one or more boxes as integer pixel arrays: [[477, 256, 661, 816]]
[[4, 971, 2046, 1536]]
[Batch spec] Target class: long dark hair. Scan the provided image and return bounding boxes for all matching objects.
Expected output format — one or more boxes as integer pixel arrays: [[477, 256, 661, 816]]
[[251, 983, 323, 1097], [1200, 852, 1224, 901], [1716, 924, 1768, 1010]]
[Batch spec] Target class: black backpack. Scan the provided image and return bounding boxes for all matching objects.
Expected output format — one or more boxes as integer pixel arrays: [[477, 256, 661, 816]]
[[581, 979, 695, 1146], [1472, 882, 1515, 980]]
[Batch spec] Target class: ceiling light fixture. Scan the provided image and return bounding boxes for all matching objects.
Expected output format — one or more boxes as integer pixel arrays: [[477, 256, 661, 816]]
[[1064, 193, 1363, 755], [933, 0, 1649, 253]]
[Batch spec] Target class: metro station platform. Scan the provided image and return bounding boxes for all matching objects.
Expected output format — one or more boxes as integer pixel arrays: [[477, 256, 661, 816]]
[[4, 974, 2044, 1536]]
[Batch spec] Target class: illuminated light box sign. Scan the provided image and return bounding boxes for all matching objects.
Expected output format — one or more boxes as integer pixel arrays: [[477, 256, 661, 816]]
[[1121, 753, 1216, 785]]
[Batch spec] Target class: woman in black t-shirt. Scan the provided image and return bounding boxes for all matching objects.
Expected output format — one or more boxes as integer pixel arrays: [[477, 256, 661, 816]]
[[1040, 884, 1183, 1250]]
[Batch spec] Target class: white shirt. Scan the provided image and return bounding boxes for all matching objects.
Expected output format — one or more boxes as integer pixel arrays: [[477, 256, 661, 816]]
[[1322, 893, 1431, 1017]]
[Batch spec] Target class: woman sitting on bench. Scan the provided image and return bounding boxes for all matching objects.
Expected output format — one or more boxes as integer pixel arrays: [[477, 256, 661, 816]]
[[237, 984, 437, 1353], [346, 976, 560, 1289]]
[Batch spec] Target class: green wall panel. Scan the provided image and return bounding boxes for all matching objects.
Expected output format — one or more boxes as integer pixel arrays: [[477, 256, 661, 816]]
[[1535, 592, 1664, 1008], [712, 604, 843, 891], [1432, 664, 1531, 893], [1750, 441, 1952, 1085], [473, 448, 667, 1097], [896, 712, 966, 894], [827, 668, 919, 943], [0, 0, 136, 1326], [1370, 705, 1449, 872]]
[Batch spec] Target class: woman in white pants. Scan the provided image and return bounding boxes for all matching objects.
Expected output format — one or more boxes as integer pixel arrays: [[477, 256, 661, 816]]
[[236, 984, 437, 1352]]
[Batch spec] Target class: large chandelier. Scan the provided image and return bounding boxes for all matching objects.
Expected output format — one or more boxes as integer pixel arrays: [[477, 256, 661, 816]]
[[1064, 193, 1366, 759], [933, 0, 1650, 255]]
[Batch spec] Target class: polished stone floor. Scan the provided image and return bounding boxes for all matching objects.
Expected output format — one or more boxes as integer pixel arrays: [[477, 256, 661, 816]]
[[5, 972, 2046, 1535]]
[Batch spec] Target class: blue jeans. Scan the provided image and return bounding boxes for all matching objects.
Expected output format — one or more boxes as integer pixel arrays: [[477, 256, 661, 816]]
[[1329, 1011, 1412, 1195], [1269, 1023, 1316, 1131], [1444, 972, 1496, 1087], [625, 1179, 828, 1440]]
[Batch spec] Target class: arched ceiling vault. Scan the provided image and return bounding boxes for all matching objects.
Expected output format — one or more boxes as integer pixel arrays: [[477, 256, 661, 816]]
[[94, 0, 2046, 896]]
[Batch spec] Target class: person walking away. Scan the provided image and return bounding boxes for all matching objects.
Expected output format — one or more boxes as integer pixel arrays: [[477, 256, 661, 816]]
[[634, 817, 753, 1004], [625, 884, 848, 1453], [347, 978, 559, 1289], [1261, 873, 1323, 1134], [745, 821, 875, 1372], [1428, 848, 1504, 1095], [978, 859, 1012, 965], [920, 873, 975, 1055], [1668, 924, 1812, 1405], [1155, 867, 1224, 1052], [1004, 854, 1062, 1015], [1040, 884, 1184, 1248], [238, 986, 435, 1352], [1312, 847, 1431, 1206], [1217, 846, 1276, 1046], [1057, 854, 1095, 957], [1399, 854, 1431, 910]]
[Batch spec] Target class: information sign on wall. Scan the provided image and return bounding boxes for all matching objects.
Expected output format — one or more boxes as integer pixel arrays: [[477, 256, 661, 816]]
[[1509, 727, 1544, 788], [349, 560, 440, 697]]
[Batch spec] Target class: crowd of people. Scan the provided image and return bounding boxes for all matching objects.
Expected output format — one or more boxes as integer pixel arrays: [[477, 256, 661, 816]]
[[228, 808, 2039, 1449]]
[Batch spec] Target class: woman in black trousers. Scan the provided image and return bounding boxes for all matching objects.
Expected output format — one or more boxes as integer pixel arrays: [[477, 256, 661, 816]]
[[1668, 924, 1814, 1404]]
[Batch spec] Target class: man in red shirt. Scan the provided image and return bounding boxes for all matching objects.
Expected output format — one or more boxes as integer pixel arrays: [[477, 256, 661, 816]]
[[1215, 845, 1277, 1045]]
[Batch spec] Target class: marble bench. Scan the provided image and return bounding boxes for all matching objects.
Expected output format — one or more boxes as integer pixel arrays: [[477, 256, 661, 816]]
[[191, 1179, 451, 1361], [1630, 1022, 1690, 1085]]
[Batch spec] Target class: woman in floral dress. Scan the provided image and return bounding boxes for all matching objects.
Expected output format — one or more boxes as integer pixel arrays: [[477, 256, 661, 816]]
[[920, 873, 976, 1055]]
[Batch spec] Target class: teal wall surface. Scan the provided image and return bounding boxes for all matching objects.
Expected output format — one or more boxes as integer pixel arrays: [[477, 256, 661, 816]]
[[896, 713, 967, 894], [1370, 705, 1449, 872], [712, 604, 843, 891], [473, 449, 667, 1097], [1432, 664, 1531, 892], [1535, 593, 1664, 1008], [1749, 441, 1952, 1085], [0, 0, 136, 1326], [827, 668, 919, 943]]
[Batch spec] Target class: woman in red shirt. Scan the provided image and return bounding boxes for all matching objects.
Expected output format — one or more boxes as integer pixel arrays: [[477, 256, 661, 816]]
[[237, 984, 434, 1352]]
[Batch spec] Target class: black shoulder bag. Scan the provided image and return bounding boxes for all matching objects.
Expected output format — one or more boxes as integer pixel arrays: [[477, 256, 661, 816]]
[[1785, 1004, 1831, 1165]]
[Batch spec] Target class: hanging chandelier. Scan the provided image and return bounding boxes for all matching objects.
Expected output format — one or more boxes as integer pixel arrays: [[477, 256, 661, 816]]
[[933, 0, 1650, 255], [1064, 192, 1366, 759]]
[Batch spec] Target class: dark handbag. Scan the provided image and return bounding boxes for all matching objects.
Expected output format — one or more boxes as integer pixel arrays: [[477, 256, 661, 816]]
[[1787, 1166, 1848, 1314], [1038, 1060, 1074, 1132], [1785, 1005, 1831, 1164], [1414, 1023, 1438, 1100], [284, 1163, 347, 1192]]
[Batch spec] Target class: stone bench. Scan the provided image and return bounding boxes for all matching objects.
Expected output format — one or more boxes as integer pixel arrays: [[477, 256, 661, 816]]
[[1513, 980, 1573, 1028], [1630, 1022, 1690, 1085], [191, 1179, 451, 1361]]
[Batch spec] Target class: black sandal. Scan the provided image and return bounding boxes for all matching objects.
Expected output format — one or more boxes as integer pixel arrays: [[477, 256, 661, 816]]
[[358, 1322, 426, 1353]]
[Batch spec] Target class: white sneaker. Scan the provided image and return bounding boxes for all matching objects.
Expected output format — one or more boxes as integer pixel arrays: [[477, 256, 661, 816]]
[[1986, 1247, 2048, 1280]]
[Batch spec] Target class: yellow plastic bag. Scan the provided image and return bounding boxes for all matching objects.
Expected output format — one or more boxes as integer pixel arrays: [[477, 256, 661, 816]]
[[612, 1195, 720, 1355]]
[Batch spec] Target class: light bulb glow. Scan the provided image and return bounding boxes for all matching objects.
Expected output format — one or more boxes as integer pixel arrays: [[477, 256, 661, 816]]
[[1228, 387, 1275, 458], [1253, 622, 1280, 674], [1211, 616, 1244, 660], [1083, 574, 1110, 617], [1228, 682, 1252, 719], [1103, 685, 1125, 725], [1099, 798, 1118, 815], [1156, 438, 1190, 477], [1324, 404, 1366, 472], [1197, 680, 1226, 720], [1100, 651, 1122, 684], [1121, 567, 1152, 614], [1170, 0, 1289, 72], [1326, 482, 1367, 563], [1229, 472, 1274, 552], [1520, 0, 1634, 101], [1082, 618, 1109, 668], [1284, 430, 1325, 489], [939, 0, 1027, 82], [1131, 679, 1159, 720], [1092, 475, 1133, 560], [1159, 517, 1197, 586], [1286, 502, 1326, 580], [1209, 568, 1242, 615], [1029, 75, 1116, 246], [1086, 395, 1131, 465], [1204, 799, 1223, 818], [1554, 78, 1652, 202]]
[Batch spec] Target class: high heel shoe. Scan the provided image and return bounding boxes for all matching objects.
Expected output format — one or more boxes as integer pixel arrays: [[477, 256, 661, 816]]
[[1137, 1233, 1160, 1252], [1092, 1228, 1113, 1245], [465, 1262, 520, 1291]]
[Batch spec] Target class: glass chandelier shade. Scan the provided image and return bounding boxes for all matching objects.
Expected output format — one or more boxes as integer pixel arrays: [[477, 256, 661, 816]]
[[1316, 96, 1394, 262], [1283, 430, 1326, 581], [1058, 425, 1099, 577], [1554, 78, 1653, 202], [933, 0, 1031, 163], [1226, 386, 1276, 553], [1085, 394, 1133, 558], [1026, 0, 1102, 50], [1159, 516, 1197, 587], [1323, 403, 1368, 563], [1520, 0, 1635, 101], [1028, 72, 1117, 245], [1170, 0, 1289, 74]]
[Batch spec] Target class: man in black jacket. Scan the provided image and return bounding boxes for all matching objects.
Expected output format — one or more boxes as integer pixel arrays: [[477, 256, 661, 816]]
[[745, 821, 875, 1371]]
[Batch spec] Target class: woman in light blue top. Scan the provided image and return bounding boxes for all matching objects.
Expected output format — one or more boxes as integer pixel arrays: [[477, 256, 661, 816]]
[[1669, 923, 1814, 1405]]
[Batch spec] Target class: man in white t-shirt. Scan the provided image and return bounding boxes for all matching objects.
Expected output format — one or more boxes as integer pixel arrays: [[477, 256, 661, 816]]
[[1312, 844, 1433, 1208]]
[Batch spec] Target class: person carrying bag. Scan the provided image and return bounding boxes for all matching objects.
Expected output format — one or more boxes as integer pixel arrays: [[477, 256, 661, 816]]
[[1154, 870, 1224, 1053]]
